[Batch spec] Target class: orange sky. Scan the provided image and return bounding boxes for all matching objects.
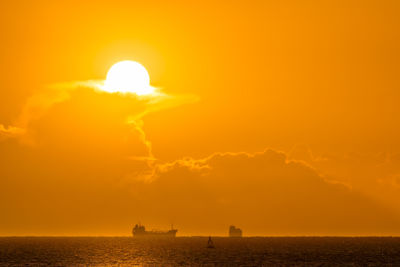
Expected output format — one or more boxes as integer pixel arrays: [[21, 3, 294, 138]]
[[1, 0, 400, 236]]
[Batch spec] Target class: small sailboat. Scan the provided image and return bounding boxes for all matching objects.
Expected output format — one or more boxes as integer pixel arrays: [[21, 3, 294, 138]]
[[207, 236, 215, 248]]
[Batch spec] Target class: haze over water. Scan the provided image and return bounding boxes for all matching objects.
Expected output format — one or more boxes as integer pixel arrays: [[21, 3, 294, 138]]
[[1, 237, 400, 266]]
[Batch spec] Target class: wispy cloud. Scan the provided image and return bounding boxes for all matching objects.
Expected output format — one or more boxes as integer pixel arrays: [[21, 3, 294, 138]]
[[0, 124, 25, 140]]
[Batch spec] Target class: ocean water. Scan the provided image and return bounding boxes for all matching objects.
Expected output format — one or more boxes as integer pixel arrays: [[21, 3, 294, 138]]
[[1, 237, 400, 266]]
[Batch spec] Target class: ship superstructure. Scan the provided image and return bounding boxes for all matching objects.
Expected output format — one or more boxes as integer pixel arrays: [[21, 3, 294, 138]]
[[132, 224, 177, 237]]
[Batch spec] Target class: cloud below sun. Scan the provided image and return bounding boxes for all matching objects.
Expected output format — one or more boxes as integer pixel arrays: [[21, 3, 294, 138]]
[[1, 61, 400, 236], [0, 62, 200, 235]]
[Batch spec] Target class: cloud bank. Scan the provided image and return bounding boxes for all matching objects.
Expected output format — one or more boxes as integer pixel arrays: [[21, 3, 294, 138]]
[[132, 149, 400, 236], [0, 83, 196, 235], [0, 83, 399, 236]]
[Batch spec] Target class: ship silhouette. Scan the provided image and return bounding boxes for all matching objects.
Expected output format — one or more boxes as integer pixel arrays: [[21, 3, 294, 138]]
[[229, 225, 242, 237], [132, 224, 177, 237]]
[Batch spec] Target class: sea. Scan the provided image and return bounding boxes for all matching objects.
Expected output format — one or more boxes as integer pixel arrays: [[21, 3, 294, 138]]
[[1, 237, 400, 266]]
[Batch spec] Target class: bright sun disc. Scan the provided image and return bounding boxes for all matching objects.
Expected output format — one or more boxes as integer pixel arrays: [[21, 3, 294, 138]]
[[104, 60, 154, 95]]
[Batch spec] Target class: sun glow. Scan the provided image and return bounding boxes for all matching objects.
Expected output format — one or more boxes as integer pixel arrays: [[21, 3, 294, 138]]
[[103, 61, 155, 95]]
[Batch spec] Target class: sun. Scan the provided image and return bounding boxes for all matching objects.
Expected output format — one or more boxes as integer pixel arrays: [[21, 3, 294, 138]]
[[103, 60, 155, 95]]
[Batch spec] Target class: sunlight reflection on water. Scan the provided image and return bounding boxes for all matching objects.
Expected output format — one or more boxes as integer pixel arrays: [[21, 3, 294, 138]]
[[1, 237, 400, 266]]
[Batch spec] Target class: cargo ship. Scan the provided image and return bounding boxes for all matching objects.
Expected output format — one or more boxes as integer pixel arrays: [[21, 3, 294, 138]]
[[229, 225, 242, 237], [132, 224, 177, 237]]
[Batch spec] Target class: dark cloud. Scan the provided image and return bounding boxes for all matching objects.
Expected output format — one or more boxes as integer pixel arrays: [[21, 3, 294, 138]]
[[0, 84, 195, 235], [289, 144, 400, 214], [1, 84, 398, 236], [132, 149, 400, 235]]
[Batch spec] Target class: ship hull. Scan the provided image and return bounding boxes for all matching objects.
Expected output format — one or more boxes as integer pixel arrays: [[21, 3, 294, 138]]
[[133, 232, 177, 238], [133, 230, 177, 238]]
